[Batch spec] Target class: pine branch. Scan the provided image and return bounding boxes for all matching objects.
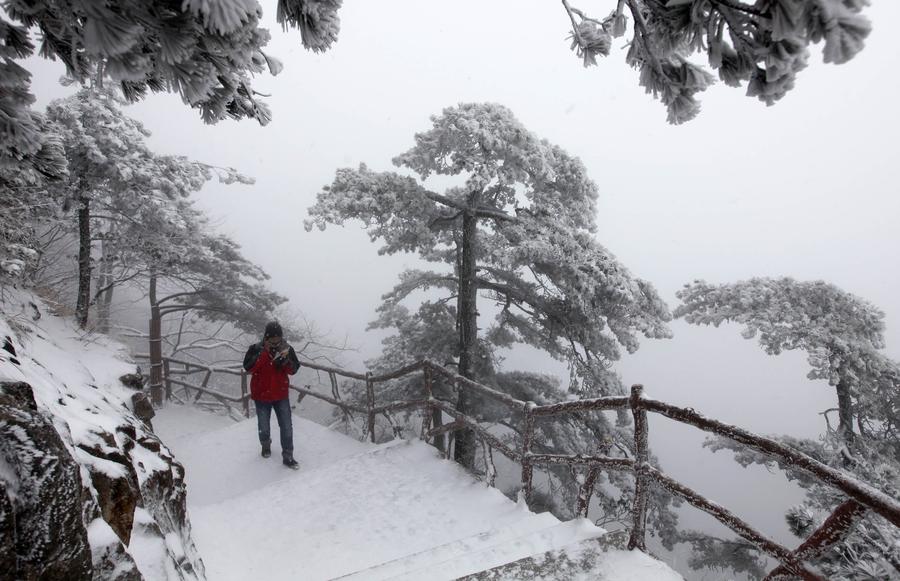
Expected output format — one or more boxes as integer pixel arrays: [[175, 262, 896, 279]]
[[157, 289, 214, 305], [625, 0, 663, 74], [90, 270, 142, 304], [711, 0, 762, 17], [561, 0, 587, 49]]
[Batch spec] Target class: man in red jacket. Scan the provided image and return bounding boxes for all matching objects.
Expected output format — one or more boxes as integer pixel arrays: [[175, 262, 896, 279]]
[[243, 321, 301, 469]]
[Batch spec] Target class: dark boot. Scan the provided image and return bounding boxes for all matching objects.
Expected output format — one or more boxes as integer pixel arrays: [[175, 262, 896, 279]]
[[261, 443, 271, 458], [283, 456, 299, 470]]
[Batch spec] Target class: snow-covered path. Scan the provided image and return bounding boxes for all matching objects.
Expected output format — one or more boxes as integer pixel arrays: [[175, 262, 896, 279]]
[[155, 405, 682, 580]]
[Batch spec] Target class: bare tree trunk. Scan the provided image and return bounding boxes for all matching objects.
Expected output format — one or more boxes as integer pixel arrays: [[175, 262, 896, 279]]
[[455, 201, 479, 468], [148, 270, 164, 406], [75, 194, 91, 328], [856, 413, 869, 439]]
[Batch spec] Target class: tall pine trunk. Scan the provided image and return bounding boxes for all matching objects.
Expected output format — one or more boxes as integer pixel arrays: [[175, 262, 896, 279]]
[[835, 378, 855, 443], [148, 270, 164, 406], [455, 202, 479, 468], [831, 358, 855, 443], [75, 194, 91, 328]]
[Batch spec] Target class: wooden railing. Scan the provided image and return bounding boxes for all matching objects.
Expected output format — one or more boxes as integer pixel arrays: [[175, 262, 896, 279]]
[[135, 354, 900, 580]]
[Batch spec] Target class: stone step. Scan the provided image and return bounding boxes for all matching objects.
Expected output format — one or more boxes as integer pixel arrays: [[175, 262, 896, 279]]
[[380, 518, 604, 581], [458, 535, 683, 581], [333, 512, 560, 581]]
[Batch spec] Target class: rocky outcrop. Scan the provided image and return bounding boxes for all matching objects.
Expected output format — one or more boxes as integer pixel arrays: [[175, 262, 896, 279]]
[[131, 391, 156, 430], [119, 373, 146, 390], [72, 402, 205, 581], [0, 299, 206, 581], [0, 377, 205, 580], [0, 381, 92, 580], [139, 448, 201, 578], [78, 432, 141, 546], [83, 502, 142, 581]]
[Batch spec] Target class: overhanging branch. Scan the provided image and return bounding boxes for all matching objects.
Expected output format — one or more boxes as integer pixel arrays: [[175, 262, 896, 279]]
[[423, 191, 514, 222], [158, 305, 235, 317], [157, 290, 214, 305]]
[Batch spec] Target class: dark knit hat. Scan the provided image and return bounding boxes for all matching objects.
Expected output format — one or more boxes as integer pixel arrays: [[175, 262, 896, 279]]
[[264, 321, 283, 339]]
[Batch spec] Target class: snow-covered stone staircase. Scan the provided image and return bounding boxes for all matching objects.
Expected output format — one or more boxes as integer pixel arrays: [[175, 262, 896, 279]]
[[154, 405, 681, 581], [334, 517, 594, 580]]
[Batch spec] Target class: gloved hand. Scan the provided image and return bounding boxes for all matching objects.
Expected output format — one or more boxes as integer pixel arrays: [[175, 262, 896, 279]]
[[273, 348, 290, 368]]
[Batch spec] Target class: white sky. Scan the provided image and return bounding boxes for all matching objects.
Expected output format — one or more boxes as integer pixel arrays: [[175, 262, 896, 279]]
[[26, 1, 900, 576]]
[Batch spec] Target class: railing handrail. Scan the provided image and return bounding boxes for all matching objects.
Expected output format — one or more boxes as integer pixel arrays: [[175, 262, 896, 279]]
[[639, 397, 900, 529], [143, 353, 899, 579], [135, 353, 243, 375]]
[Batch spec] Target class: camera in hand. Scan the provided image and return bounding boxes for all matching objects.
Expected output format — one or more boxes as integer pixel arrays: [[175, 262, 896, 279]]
[[265, 336, 289, 368]]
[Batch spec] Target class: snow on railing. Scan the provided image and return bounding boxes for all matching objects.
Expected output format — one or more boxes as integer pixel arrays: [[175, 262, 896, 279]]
[[136, 354, 900, 580]]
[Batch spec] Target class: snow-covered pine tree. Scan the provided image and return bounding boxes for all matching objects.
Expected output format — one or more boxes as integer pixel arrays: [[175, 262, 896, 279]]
[[307, 102, 673, 462], [307, 102, 680, 547], [83, 179, 280, 335], [1, 0, 340, 162], [88, 163, 288, 400], [561, 0, 872, 123], [0, 115, 66, 280], [11, 87, 287, 401], [84, 147, 285, 400], [44, 88, 253, 329], [46, 87, 159, 326], [0, 18, 68, 280], [0, 17, 48, 169], [675, 277, 891, 442], [675, 277, 900, 578]]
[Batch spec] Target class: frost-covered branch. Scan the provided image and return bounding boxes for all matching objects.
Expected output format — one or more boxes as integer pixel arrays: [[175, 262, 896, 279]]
[[560, 0, 870, 123]]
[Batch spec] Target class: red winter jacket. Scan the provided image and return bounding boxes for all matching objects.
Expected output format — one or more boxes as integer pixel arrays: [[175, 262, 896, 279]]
[[243, 343, 300, 402]]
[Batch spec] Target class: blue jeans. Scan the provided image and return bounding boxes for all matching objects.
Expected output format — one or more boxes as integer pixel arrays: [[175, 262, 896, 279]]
[[256, 398, 293, 460]]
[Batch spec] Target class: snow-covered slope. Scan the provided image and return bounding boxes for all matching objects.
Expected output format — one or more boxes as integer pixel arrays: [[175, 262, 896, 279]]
[[156, 405, 684, 580], [0, 292, 204, 580]]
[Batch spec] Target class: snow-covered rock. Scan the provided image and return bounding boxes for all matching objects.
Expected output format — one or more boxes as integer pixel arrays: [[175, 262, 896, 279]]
[[0, 380, 93, 579], [0, 291, 204, 580]]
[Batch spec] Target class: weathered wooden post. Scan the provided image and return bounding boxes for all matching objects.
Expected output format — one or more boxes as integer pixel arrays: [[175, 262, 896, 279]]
[[628, 384, 649, 551], [147, 272, 164, 406], [365, 371, 376, 443], [428, 364, 446, 453], [520, 401, 536, 508], [420, 363, 434, 443], [240, 370, 250, 418], [148, 310, 163, 406]]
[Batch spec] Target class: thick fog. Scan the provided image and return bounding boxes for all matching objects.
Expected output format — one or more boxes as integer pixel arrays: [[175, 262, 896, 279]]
[[27, 1, 900, 578]]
